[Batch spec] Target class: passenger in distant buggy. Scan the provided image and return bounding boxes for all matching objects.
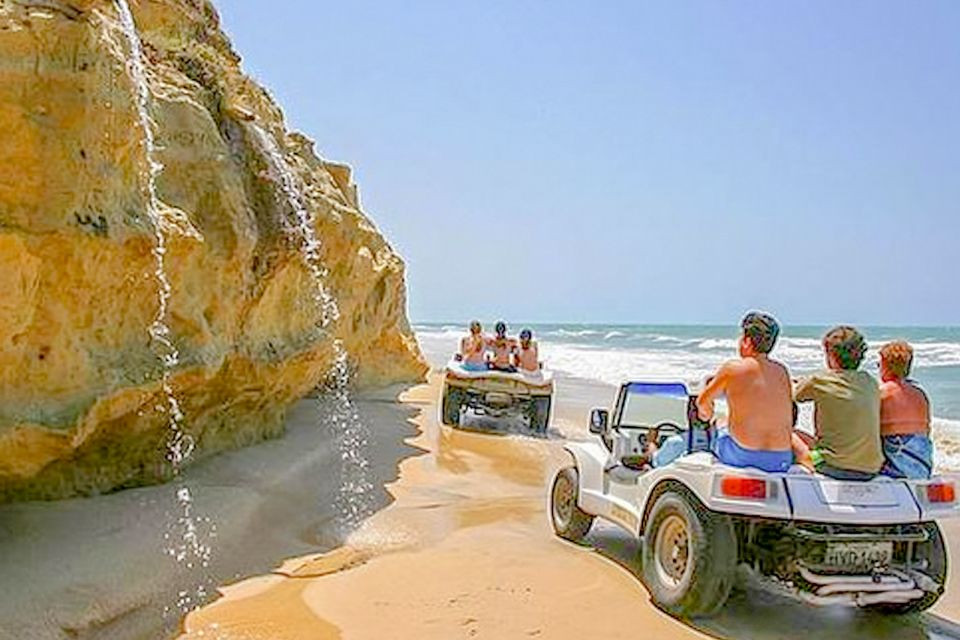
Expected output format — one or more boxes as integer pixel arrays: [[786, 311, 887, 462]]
[[488, 321, 518, 372], [455, 320, 489, 372], [515, 328, 540, 372]]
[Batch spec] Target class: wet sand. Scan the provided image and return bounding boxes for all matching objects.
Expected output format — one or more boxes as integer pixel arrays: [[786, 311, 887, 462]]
[[180, 373, 960, 640], [0, 390, 419, 640], [7, 366, 960, 639]]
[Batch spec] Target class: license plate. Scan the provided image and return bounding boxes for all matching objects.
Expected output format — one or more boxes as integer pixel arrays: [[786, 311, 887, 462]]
[[823, 541, 893, 570], [819, 482, 896, 506]]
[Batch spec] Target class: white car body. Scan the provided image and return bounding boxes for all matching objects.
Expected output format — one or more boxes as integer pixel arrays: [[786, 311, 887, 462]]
[[567, 443, 960, 537], [551, 380, 959, 615]]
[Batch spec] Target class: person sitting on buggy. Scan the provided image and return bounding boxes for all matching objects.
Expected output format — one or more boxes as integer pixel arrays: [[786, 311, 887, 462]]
[[631, 312, 796, 473], [878, 340, 933, 479], [515, 328, 540, 372], [489, 321, 518, 372], [792, 326, 883, 480], [455, 320, 489, 372]]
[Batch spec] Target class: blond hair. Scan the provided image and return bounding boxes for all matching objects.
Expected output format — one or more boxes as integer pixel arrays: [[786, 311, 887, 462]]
[[880, 341, 914, 379]]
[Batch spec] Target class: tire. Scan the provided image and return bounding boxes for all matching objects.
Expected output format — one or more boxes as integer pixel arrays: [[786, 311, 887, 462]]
[[441, 384, 462, 426], [529, 397, 551, 433], [550, 466, 594, 542], [642, 489, 736, 618], [872, 521, 947, 614]]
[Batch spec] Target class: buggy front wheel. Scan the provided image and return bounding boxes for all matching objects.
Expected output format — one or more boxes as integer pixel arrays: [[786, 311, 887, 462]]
[[550, 466, 594, 542]]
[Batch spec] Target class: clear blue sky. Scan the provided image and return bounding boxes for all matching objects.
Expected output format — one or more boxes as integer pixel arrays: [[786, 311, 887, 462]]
[[216, 0, 959, 326]]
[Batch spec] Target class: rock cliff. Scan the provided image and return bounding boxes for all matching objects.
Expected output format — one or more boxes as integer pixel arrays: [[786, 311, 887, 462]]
[[0, 0, 427, 500]]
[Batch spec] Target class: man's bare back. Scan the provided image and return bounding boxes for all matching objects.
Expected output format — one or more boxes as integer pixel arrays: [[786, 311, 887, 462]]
[[698, 356, 794, 451], [880, 380, 930, 436]]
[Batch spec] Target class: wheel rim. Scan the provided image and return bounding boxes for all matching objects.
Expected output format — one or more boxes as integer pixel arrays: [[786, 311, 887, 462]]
[[654, 513, 692, 591], [552, 472, 574, 529]]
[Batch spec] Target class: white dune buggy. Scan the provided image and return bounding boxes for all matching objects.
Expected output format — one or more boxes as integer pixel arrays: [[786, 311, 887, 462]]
[[549, 380, 959, 617], [440, 360, 554, 433]]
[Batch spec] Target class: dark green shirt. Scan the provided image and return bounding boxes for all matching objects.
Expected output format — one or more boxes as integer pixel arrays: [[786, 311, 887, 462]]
[[795, 370, 882, 473]]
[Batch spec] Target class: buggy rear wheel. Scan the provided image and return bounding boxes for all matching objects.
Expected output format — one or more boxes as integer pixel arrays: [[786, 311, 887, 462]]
[[528, 397, 551, 433], [871, 521, 947, 614], [642, 489, 736, 618], [550, 466, 594, 542], [441, 384, 463, 426]]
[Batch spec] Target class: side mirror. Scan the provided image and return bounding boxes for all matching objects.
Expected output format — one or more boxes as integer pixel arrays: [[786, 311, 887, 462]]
[[589, 408, 609, 434]]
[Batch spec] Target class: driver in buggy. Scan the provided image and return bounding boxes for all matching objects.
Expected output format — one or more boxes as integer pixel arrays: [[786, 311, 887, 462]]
[[632, 311, 798, 473]]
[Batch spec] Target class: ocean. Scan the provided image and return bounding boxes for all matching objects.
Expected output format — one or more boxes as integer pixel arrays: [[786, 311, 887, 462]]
[[414, 323, 960, 470]]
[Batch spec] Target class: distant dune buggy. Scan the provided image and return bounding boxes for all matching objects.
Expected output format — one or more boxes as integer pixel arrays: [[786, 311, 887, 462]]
[[440, 360, 554, 433], [550, 380, 959, 617]]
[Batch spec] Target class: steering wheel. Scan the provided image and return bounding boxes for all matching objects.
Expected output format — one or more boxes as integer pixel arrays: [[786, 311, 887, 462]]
[[653, 421, 683, 436], [648, 421, 682, 447]]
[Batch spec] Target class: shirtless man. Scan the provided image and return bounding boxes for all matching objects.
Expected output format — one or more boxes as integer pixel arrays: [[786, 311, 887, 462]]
[[695, 312, 795, 472], [457, 320, 488, 371], [879, 341, 933, 479], [515, 328, 539, 372], [643, 312, 795, 472], [488, 321, 517, 372]]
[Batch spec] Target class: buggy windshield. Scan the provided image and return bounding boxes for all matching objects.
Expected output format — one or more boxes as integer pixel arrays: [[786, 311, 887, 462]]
[[617, 382, 689, 430]]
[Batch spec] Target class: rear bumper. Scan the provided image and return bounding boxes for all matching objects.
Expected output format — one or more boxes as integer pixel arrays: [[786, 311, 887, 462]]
[[662, 456, 960, 525], [444, 371, 554, 397]]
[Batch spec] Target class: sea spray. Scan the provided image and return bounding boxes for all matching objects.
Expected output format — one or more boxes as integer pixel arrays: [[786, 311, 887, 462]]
[[113, 0, 214, 612], [251, 124, 375, 533]]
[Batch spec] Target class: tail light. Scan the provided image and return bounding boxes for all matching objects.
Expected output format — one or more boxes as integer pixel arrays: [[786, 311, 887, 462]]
[[720, 476, 768, 500], [926, 482, 956, 504]]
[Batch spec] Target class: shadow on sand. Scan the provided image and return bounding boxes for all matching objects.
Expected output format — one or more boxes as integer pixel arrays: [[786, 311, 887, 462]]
[[0, 385, 424, 640], [582, 522, 960, 640]]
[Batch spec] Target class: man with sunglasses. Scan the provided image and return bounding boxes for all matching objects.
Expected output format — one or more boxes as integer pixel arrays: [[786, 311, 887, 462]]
[[489, 321, 518, 372], [515, 328, 540, 372]]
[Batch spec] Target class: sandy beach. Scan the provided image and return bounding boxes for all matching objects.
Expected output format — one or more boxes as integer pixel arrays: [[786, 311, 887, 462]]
[[178, 370, 960, 640], [0, 391, 420, 640]]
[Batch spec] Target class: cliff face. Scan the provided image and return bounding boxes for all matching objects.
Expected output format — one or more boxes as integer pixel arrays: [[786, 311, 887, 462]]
[[0, 0, 427, 500]]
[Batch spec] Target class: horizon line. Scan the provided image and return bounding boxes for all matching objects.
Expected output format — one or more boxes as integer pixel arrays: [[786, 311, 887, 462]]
[[411, 319, 960, 330]]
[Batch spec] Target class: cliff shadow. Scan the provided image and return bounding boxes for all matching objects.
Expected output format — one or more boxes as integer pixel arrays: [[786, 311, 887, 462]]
[[0, 384, 424, 640]]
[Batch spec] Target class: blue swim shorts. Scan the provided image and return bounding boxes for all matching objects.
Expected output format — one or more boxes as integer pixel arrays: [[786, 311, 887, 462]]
[[881, 434, 933, 480], [712, 429, 792, 473]]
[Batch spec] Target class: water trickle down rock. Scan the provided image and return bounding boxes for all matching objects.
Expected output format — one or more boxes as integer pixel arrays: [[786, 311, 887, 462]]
[[252, 122, 377, 532], [0, 0, 427, 501]]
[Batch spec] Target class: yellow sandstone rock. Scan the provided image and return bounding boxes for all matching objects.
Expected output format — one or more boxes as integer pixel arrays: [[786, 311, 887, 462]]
[[0, 0, 427, 500]]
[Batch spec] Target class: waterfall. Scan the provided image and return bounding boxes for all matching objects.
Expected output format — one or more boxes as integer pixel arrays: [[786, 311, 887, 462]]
[[113, 0, 191, 468], [113, 0, 213, 613], [251, 124, 374, 533]]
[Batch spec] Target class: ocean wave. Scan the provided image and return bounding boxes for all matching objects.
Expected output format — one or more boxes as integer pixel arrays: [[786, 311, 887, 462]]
[[416, 327, 960, 365], [652, 335, 689, 343], [539, 343, 725, 386], [933, 417, 960, 472], [551, 329, 603, 338], [697, 338, 738, 350]]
